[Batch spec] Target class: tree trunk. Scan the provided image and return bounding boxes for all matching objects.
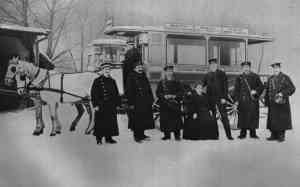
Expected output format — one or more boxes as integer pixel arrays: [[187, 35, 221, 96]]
[[21, 0, 29, 26], [46, 0, 56, 59], [80, 27, 84, 72]]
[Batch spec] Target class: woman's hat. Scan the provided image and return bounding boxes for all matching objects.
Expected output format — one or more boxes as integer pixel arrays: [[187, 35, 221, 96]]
[[241, 61, 251, 66], [163, 64, 174, 71], [208, 58, 218, 64]]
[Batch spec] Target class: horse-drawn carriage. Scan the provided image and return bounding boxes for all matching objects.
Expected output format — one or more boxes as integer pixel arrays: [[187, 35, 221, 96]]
[[104, 24, 274, 129], [0, 24, 51, 111]]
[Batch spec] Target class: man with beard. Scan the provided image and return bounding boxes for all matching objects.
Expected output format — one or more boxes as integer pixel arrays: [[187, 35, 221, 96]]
[[125, 61, 155, 143], [91, 62, 121, 145], [265, 62, 295, 142], [233, 61, 264, 139], [156, 65, 184, 141], [203, 58, 234, 140]]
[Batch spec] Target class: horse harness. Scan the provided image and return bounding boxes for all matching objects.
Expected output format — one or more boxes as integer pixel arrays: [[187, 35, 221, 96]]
[[26, 70, 87, 103]]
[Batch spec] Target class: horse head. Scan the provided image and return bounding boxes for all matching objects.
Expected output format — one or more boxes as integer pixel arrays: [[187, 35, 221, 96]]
[[4, 56, 21, 87], [5, 58, 41, 95]]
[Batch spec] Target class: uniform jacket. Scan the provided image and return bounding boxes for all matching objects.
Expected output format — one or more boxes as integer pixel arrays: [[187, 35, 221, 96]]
[[90, 75, 121, 137], [125, 71, 155, 131]]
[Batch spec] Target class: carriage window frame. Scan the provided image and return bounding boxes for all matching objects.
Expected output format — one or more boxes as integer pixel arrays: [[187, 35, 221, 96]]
[[208, 37, 246, 66], [166, 35, 206, 66]]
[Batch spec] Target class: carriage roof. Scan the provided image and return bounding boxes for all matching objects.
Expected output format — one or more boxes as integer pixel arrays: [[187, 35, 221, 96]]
[[89, 38, 127, 46], [104, 25, 273, 44], [0, 24, 49, 35]]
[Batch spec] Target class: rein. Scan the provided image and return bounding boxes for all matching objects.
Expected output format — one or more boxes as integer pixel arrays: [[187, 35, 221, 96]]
[[26, 86, 90, 101]]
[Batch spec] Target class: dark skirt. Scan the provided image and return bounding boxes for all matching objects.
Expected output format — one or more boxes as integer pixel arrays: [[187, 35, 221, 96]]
[[183, 111, 219, 140]]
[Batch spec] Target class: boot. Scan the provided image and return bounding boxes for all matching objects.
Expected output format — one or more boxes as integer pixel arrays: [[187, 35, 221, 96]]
[[277, 131, 285, 142], [174, 131, 181, 141], [250, 129, 259, 139], [134, 133, 143, 143], [105, 136, 117, 144], [238, 129, 247, 139], [267, 131, 277, 141], [96, 136, 102, 145], [161, 132, 171, 140], [142, 134, 151, 141]]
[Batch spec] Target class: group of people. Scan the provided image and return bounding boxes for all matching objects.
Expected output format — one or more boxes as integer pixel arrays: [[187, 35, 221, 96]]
[[90, 57, 295, 145]]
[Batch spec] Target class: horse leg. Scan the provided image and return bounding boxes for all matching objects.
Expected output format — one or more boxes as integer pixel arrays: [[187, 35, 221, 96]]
[[70, 103, 85, 132], [84, 102, 94, 135], [48, 103, 56, 136], [32, 96, 44, 136], [54, 102, 62, 134]]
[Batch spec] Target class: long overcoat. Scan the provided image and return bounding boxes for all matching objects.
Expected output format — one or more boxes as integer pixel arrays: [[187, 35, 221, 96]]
[[233, 72, 264, 129], [125, 71, 155, 131], [265, 72, 295, 131], [203, 69, 229, 112], [91, 75, 121, 137]]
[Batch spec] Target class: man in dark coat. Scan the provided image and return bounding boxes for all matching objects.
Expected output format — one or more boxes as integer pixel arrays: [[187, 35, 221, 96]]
[[125, 61, 155, 143], [156, 65, 184, 141], [265, 62, 295, 142], [233, 61, 264, 139], [203, 58, 234, 140], [122, 46, 141, 86], [91, 62, 121, 145], [122, 46, 141, 134]]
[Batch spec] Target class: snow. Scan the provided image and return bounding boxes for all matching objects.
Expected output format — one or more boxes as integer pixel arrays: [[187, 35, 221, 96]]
[[0, 102, 300, 187]]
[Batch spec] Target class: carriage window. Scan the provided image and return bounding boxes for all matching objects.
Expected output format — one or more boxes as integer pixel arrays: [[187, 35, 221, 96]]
[[88, 55, 92, 65], [104, 47, 117, 62], [167, 37, 206, 65], [149, 33, 163, 65], [208, 40, 245, 66], [149, 44, 162, 65]]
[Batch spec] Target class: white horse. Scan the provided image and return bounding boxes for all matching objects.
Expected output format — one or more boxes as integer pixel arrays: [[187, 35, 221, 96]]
[[5, 59, 99, 136]]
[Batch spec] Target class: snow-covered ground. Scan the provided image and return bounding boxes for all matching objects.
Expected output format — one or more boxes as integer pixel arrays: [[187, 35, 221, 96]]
[[0, 103, 300, 187]]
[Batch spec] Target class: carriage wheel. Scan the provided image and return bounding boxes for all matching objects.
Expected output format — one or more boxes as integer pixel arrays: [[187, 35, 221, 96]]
[[152, 103, 161, 130], [226, 95, 239, 130]]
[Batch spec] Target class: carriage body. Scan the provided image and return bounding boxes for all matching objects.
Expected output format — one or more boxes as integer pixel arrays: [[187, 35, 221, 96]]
[[0, 24, 49, 111], [104, 24, 273, 91]]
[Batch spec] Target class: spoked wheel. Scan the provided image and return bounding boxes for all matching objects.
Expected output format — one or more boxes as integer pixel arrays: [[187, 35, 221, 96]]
[[216, 95, 239, 130], [152, 102, 160, 130], [226, 95, 239, 130]]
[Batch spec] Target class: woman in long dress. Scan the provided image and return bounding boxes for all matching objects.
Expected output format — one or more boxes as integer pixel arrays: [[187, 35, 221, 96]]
[[183, 82, 219, 140]]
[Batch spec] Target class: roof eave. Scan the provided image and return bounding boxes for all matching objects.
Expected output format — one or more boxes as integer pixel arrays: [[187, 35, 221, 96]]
[[0, 24, 49, 35]]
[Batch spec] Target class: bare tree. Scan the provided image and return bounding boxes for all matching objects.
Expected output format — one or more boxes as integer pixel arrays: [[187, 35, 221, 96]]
[[0, 0, 77, 61], [0, 0, 33, 26], [34, 0, 76, 60]]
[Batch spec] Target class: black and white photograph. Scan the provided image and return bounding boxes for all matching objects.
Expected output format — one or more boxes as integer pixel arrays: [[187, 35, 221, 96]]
[[0, 0, 299, 186]]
